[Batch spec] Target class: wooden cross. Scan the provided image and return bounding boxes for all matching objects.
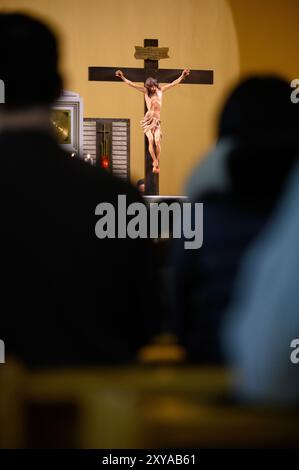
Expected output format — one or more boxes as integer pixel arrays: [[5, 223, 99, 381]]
[[89, 39, 213, 195]]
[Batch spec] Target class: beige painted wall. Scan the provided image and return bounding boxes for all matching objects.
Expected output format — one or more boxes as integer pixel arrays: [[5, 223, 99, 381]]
[[1, 0, 299, 194]]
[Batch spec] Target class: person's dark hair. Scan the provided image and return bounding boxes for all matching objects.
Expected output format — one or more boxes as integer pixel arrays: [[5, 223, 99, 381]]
[[136, 178, 145, 188], [145, 77, 160, 97], [218, 76, 299, 209], [218, 76, 299, 139], [0, 13, 62, 109]]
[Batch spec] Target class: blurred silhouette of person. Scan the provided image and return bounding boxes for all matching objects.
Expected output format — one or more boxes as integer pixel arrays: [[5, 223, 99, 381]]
[[223, 162, 299, 405], [0, 13, 159, 367], [136, 178, 145, 194], [171, 76, 299, 363]]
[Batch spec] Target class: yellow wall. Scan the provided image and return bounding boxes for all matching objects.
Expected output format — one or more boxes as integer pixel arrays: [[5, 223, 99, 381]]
[[1, 0, 299, 194], [227, 0, 299, 79]]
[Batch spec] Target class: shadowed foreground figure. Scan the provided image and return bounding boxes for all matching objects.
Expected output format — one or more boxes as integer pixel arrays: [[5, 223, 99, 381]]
[[222, 160, 299, 405], [0, 13, 160, 367], [172, 76, 299, 363]]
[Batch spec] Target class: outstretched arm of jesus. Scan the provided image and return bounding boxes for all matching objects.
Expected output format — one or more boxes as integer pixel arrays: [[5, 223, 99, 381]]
[[161, 69, 190, 92], [115, 70, 145, 93]]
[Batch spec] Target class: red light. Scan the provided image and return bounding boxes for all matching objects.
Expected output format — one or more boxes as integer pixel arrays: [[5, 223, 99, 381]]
[[101, 156, 109, 169]]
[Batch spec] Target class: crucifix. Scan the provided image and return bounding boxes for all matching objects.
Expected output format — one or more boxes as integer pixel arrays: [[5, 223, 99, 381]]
[[89, 39, 213, 195]]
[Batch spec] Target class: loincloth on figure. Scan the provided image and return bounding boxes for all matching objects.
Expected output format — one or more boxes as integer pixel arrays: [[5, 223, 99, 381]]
[[140, 111, 162, 137]]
